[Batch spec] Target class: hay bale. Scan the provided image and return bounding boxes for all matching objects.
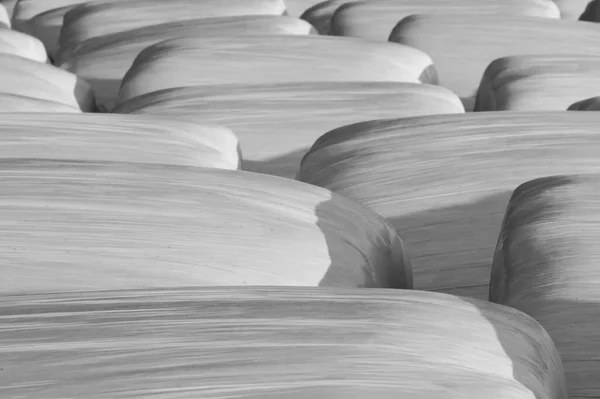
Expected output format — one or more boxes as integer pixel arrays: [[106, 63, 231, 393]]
[[0, 160, 411, 292], [297, 111, 600, 300]]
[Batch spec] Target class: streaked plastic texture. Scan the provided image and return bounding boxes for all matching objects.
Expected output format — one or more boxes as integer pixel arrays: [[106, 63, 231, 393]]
[[0, 160, 412, 293], [297, 111, 600, 300], [0, 113, 240, 169], [490, 174, 600, 399], [117, 34, 436, 106], [113, 82, 463, 178], [0, 287, 567, 399], [390, 14, 600, 110]]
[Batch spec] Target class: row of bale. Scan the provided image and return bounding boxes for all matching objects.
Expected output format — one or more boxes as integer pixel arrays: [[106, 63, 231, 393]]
[[1, 0, 600, 398]]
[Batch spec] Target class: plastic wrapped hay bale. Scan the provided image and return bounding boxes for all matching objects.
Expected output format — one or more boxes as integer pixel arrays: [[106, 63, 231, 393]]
[[58, 0, 287, 57], [300, 0, 349, 34], [297, 111, 600, 300], [0, 53, 95, 111], [57, 15, 314, 65], [580, 0, 600, 21], [0, 287, 567, 399], [0, 27, 47, 62], [331, 0, 559, 41], [475, 55, 600, 111], [22, 4, 81, 60], [0, 160, 411, 293], [59, 16, 315, 110], [113, 82, 464, 179], [11, 0, 87, 32], [0, 93, 80, 112], [389, 14, 600, 110], [0, 113, 240, 169], [552, 0, 591, 19], [284, 0, 328, 16], [490, 174, 600, 399], [0, 2, 10, 27], [0, 0, 17, 19], [117, 34, 436, 106]]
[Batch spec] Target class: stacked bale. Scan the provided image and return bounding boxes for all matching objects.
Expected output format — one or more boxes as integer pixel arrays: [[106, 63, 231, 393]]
[[331, 0, 559, 41], [10, 0, 89, 58], [389, 15, 600, 110], [0, 159, 411, 293], [0, 53, 95, 111], [0, 287, 567, 399], [491, 175, 600, 398], [475, 55, 600, 111], [11, 0, 87, 29], [300, 0, 345, 33], [0, 0, 16, 19], [284, 0, 328, 16], [114, 82, 463, 178], [0, 27, 46, 62], [56, 0, 291, 60], [297, 112, 600, 300], [58, 16, 315, 110], [0, 2, 9, 27], [116, 34, 435, 107], [6, 0, 600, 396]]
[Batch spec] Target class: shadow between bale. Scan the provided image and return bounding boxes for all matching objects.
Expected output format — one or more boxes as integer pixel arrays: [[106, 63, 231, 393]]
[[82, 78, 123, 112], [383, 189, 515, 300], [567, 96, 600, 111], [300, 0, 342, 34], [241, 148, 311, 180], [313, 190, 412, 289]]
